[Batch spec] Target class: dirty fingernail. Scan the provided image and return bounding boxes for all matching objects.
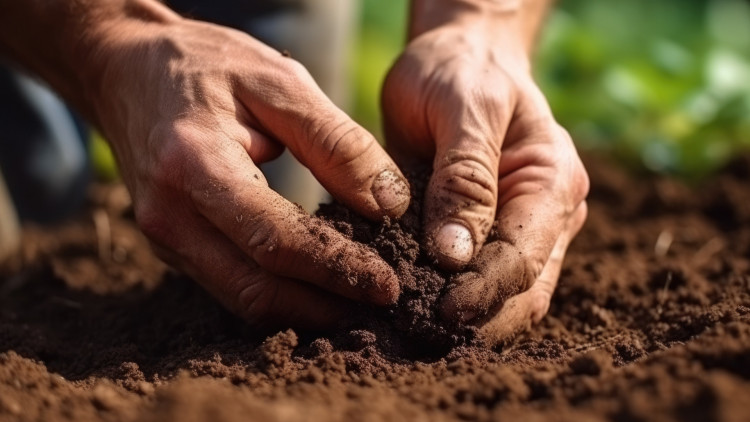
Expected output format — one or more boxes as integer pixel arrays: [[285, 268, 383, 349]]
[[434, 223, 474, 270], [371, 170, 410, 216]]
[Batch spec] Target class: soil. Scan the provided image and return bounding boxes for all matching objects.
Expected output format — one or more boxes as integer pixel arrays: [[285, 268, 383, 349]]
[[315, 164, 477, 355], [1, 155, 749, 422]]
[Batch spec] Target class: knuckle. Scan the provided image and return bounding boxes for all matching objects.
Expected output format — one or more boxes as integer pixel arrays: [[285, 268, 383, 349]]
[[274, 58, 317, 95], [133, 122, 210, 247], [307, 116, 372, 171], [243, 215, 285, 269], [237, 277, 279, 325], [519, 253, 546, 292], [278, 57, 310, 79], [134, 200, 171, 245], [437, 154, 497, 208], [146, 122, 201, 192], [476, 83, 515, 116]]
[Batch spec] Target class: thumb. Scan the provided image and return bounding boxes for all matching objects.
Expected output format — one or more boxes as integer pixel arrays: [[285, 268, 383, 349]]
[[424, 127, 503, 271], [239, 58, 410, 220]]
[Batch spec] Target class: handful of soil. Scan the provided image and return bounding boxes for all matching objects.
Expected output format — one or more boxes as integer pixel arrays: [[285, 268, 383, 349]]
[[315, 167, 478, 356]]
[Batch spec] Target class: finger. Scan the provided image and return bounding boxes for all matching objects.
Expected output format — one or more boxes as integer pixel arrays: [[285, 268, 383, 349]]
[[440, 118, 589, 319], [422, 83, 512, 271], [188, 114, 284, 165], [186, 149, 401, 306], [475, 202, 588, 346], [236, 57, 410, 220], [238, 125, 284, 164], [149, 219, 350, 330]]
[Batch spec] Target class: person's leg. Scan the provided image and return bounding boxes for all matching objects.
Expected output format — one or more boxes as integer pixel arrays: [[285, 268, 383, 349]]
[[0, 65, 90, 224], [167, 0, 358, 211]]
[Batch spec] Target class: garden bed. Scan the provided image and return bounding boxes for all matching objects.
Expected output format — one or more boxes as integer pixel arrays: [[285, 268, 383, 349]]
[[1, 155, 749, 421]]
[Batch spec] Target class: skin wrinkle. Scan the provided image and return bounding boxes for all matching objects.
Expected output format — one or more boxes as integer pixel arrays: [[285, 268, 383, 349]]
[[504, 122, 561, 154], [320, 120, 362, 168], [331, 140, 378, 181], [237, 275, 277, 324], [498, 141, 560, 174], [444, 106, 503, 161], [437, 149, 497, 187], [497, 168, 556, 206], [465, 98, 505, 159], [229, 75, 278, 140], [444, 241, 529, 318], [440, 180, 492, 208], [244, 210, 288, 268]]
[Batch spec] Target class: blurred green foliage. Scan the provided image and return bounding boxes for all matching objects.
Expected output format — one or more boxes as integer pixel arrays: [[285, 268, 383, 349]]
[[351, 0, 407, 140], [536, 0, 750, 177], [352, 0, 750, 177], [90, 130, 118, 182]]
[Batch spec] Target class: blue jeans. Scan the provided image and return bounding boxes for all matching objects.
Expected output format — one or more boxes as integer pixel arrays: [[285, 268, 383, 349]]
[[0, 65, 90, 223]]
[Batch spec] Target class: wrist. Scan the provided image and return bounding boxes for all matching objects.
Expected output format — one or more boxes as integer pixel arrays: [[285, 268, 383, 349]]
[[409, 0, 549, 59], [0, 0, 180, 124], [75, 2, 181, 121], [410, 0, 522, 37], [408, 2, 531, 73]]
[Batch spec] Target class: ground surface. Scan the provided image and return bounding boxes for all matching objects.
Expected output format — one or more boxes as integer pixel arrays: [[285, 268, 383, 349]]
[[1, 155, 749, 422]]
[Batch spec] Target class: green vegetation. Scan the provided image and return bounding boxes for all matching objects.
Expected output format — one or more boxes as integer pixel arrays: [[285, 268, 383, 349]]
[[535, 0, 750, 177], [351, 0, 407, 140], [90, 130, 118, 182]]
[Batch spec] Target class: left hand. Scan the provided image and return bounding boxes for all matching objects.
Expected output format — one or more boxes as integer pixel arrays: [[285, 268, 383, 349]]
[[382, 22, 589, 345]]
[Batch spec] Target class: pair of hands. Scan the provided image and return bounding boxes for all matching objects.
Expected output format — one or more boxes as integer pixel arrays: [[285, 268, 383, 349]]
[[90, 9, 588, 344]]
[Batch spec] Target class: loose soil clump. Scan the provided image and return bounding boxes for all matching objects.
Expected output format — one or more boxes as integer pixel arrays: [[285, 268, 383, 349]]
[[1, 155, 749, 422], [315, 165, 476, 356]]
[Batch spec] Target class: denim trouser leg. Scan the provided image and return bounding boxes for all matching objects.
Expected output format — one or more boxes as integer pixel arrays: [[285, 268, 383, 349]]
[[0, 65, 90, 224]]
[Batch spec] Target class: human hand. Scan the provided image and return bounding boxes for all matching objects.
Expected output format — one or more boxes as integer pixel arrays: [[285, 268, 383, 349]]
[[382, 17, 588, 344], [86, 12, 411, 329]]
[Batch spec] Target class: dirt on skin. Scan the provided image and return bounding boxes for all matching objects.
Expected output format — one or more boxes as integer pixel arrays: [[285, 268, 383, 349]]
[[1, 155, 750, 422]]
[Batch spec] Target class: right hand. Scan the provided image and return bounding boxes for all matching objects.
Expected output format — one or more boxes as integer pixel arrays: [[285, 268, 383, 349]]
[[381, 20, 589, 344], [86, 13, 411, 329]]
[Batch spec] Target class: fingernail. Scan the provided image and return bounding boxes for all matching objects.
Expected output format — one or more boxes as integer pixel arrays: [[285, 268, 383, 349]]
[[371, 170, 410, 215], [434, 223, 474, 268]]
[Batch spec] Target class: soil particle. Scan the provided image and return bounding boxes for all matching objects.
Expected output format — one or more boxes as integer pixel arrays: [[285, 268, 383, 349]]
[[1, 155, 750, 421]]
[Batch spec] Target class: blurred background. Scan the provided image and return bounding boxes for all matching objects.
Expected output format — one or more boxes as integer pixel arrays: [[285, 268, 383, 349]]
[[92, 0, 750, 180], [351, 0, 750, 178]]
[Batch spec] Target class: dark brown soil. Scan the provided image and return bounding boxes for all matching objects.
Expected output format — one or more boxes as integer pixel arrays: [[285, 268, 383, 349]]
[[1, 155, 749, 422], [315, 165, 477, 355]]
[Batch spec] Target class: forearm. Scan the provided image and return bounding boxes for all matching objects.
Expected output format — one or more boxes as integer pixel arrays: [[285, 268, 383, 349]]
[[0, 0, 178, 120], [409, 0, 553, 55]]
